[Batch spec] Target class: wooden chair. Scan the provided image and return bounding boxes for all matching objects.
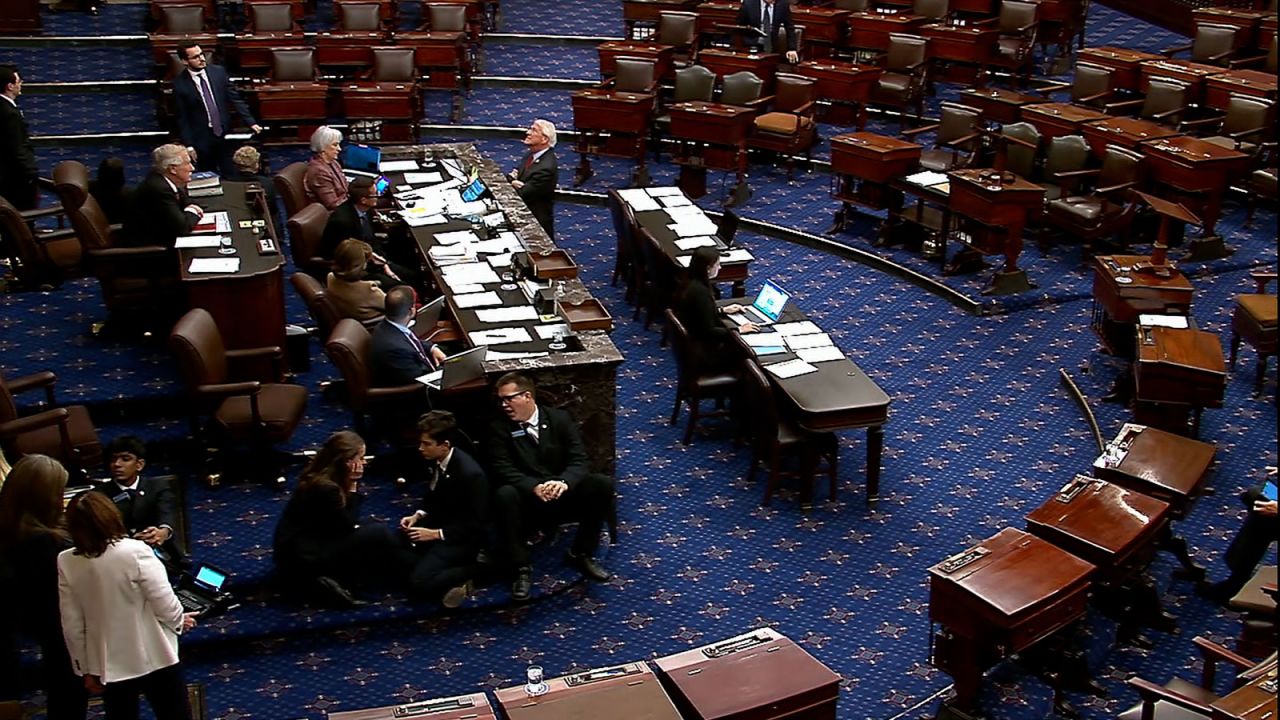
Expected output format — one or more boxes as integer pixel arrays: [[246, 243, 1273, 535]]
[[0, 369, 103, 478], [664, 309, 739, 445], [1229, 270, 1277, 395], [1119, 636, 1266, 720], [901, 102, 983, 172], [747, 73, 818, 180], [740, 359, 838, 507]]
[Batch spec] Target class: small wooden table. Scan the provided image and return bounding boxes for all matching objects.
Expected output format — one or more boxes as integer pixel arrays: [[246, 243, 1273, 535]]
[[495, 663, 683, 720], [794, 60, 881, 126], [1204, 68, 1278, 110], [1135, 326, 1226, 435], [829, 131, 921, 234], [1077, 46, 1162, 91], [327, 693, 497, 719], [948, 168, 1044, 294], [1141, 134, 1250, 243], [668, 101, 756, 204], [1140, 58, 1226, 105], [960, 86, 1045, 124], [571, 89, 656, 186], [1021, 102, 1108, 141]]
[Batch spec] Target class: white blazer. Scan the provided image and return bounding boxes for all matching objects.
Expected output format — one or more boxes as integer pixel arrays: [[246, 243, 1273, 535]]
[[58, 537, 185, 683]]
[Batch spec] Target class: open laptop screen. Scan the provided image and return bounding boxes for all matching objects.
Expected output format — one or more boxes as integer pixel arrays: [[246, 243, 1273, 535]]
[[193, 565, 228, 593], [342, 144, 381, 173], [752, 280, 790, 323]]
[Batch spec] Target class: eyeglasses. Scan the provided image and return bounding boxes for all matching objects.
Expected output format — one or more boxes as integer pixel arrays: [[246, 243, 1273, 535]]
[[186, 52, 207, 60], [497, 390, 529, 404]]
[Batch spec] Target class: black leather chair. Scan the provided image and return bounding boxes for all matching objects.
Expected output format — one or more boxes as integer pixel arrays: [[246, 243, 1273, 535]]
[[665, 309, 739, 445], [740, 359, 838, 507]]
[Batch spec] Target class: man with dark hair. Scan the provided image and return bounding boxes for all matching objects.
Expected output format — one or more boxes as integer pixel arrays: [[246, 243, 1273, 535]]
[[370, 285, 446, 388], [487, 373, 616, 601], [322, 176, 416, 288], [736, 0, 800, 63], [398, 411, 489, 607], [0, 64, 39, 210], [92, 436, 185, 566], [172, 42, 261, 176]]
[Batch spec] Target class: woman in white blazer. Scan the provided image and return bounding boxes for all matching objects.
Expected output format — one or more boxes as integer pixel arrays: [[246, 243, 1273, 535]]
[[57, 491, 197, 720]]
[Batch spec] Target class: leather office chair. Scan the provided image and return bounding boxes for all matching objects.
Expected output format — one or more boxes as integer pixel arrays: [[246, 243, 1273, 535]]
[[1104, 78, 1191, 127], [747, 73, 818, 179], [654, 64, 716, 156], [290, 272, 380, 342], [371, 46, 416, 81], [158, 4, 209, 32], [1036, 62, 1116, 109], [664, 309, 739, 445], [324, 318, 425, 441], [52, 160, 178, 329], [271, 48, 318, 82], [246, 1, 297, 31], [991, 121, 1041, 182], [1228, 565, 1277, 660], [606, 189, 637, 293], [656, 11, 698, 64], [169, 308, 307, 484], [1038, 134, 1090, 202], [243, 0, 302, 25], [740, 359, 838, 507], [717, 208, 739, 245], [990, 0, 1039, 85], [272, 161, 310, 219], [1244, 146, 1277, 227], [0, 369, 103, 477], [337, 1, 382, 30], [1043, 145, 1144, 255], [1162, 23, 1240, 66], [286, 202, 333, 281], [0, 195, 81, 289], [871, 34, 929, 122], [635, 228, 675, 330], [1229, 270, 1277, 395], [1119, 637, 1265, 720], [718, 70, 768, 112], [902, 102, 983, 172], [1184, 95, 1273, 155], [603, 56, 658, 94], [913, 0, 950, 22], [349, 47, 422, 136], [425, 4, 478, 73]]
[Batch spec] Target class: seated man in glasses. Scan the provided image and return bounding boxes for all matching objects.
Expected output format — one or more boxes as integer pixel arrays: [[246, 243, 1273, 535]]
[[322, 176, 420, 290], [487, 372, 615, 601]]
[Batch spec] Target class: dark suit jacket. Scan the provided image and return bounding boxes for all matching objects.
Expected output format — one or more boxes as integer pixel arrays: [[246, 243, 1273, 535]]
[[321, 198, 373, 260], [172, 65, 256, 145], [516, 148, 557, 238], [415, 448, 489, 548], [488, 405, 590, 494], [124, 171, 198, 248], [736, 0, 796, 52], [92, 476, 184, 559], [678, 279, 731, 347], [369, 318, 437, 387], [0, 98, 39, 210], [273, 480, 363, 572]]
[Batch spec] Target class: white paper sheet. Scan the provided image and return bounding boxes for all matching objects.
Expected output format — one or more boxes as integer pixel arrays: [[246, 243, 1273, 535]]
[[468, 327, 534, 345], [796, 346, 845, 363], [187, 257, 239, 273], [415, 369, 444, 387], [1138, 314, 1189, 329], [473, 236, 524, 255], [658, 194, 693, 207], [786, 333, 834, 351], [763, 358, 819, 379], [618, 188, 660, 211], [773, 321, 822, 336], [379, 159, 420, 172], [436, 230, 481, 246], [721, 248, 755, 264], [740, 331, 784, 348], [402, 172, 443, 185], [670, 221, 720, 237], [535, 323, 570, 340], [675, 236, 718, 251], [174, 236, 223, 249], [647, 186, 684, 196], [452, 291, 504, 308], [486, 350, 550, 361], [905, 170, 949, 187], [476, 306, 538, 323], [486, 252, 514, 268], [191, 211, 231, 234], [441, 262, 500, 285], [448, 283, 485, 295]]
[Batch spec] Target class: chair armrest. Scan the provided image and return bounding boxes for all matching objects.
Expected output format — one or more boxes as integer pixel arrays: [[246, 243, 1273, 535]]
[[367, 384, 426, 400], [34, 228, 78, 244], [224, 346, 285, 361], [999, 133, 1039, 150], [1150, 106, 1184, 121], [1103, 97, 1144, 114], [1249, 271, 1277, 292], [1161, 42, 1192, 57], [1206, 48, 1233, 62], [86, 245, 169, 260], [944, 131, 983, 149], [793, 99, 816, 116], [1097, 179, 1138, 195], [5, 370, 57, 395], [1077, 89, 1112, 104], [0, 408, 70, 438], [901, 123, 940, 137], [1053, 168, 1100, 180], [1178, 115, 1222, 131], [195, 381, 262, 399], [1229, 126, 1266, 142], [1194, 635, 1257, 688], [744, 94, 774, 111], [1228, 54, 1266, 69], [19, 206, 65, 222], [1126, 677, 1215, 714], [1035, 80, 1070, 93]]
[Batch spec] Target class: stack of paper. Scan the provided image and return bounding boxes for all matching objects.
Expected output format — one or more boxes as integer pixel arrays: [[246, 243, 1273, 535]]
[[174, 236, 222, 249], [379, 159, 420, 172], [441, 262, 500, 286], [188, 257, 239, 273], [402, 171, 442, 185], [436, 230, 480, 246], [675, 236, 718, 251], [618, 188, 660, 211], [764, 358, 818, 379], [468, 327, 533, 345], [476, 306, 538, 323], [452, 290, 503, 308]]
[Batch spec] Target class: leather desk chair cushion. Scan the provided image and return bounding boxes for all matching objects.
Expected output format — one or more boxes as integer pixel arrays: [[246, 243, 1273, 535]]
[[7, 406, 102, 460], [1047, 197, 1119, 223], [161, 5, 206, 32], [213, 384, 308, 441], [878, 72, 912, 93], [1229, 565, 1277, 613], [339, 2, 381, 30], [1238, 294, 1278, 328], [373, 47, 415, 81], [754, 112, 813, 136], [250, 2, 294, 31], [694, 369, 739, 393], [272, 49, 316, 81], [1116, 678, 1218, 720]]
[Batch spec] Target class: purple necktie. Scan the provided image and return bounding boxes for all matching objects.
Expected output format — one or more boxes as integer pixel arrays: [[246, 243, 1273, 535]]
[[198, 73, 223, 136]]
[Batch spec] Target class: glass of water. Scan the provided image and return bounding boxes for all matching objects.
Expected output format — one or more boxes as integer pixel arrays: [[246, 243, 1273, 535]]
[[525, 665, 547, 696], [218, 235, 235, 255]]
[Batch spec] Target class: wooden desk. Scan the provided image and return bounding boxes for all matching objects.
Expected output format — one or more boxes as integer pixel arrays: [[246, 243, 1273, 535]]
[[1091, 422, 1215, 517], [847, 11, 925, 51], [254, 83, 331, 124], [960, 86, 1044, 124], [571, 89, 656, 186], [629, 188, 752, 297], [1140, 58, 1226, 105], [793, 6, 852, 58], [922, 21, 998, 83], [495, 663, 683, 720], [1020, 102, 1108, 141], [1262, 15, 1278, 50], [229, 33, 307, 74], [1204, 68, 1278, 110], [0, 0, 40, 33], [314, 32, 384, 70], [340, 83, 420, 142], [1135, 325, 1226, 414], [794, 60, 881, 126], [1077, 46, 1162, 91], [1025, 475, 1170, 575], [1211, 670, 1278, 720], [1081, 115, 1181, 155], [696, 48, 783, 93], [178, 182, 286, 367], [597, 41, 675, 82], [829, 132, 921, 234], [623, 0, 700, 38], [1141, 134, 1250, 238], [653, 629, 840, 720], [668, 101, 756, 203], [694, 0, 739, 36], [395, 31, 466, 80], [1091, 254, 1194, 354], [928, 528, 1094, 715], [327, 692, 497, 719], [948, 168, 1045, 295]]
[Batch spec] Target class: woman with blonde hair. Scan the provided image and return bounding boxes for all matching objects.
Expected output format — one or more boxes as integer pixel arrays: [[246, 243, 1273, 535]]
[[326, 238, 386, 321], [58, 492, 197, 720]]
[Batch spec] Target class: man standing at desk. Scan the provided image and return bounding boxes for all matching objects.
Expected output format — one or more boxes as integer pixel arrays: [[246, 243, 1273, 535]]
[[736, 0, 800, 64], [0, 64, 39, 210], [124, 143, 203, 248], [488, 373, 615, 601], [173, 41, 261, 177], [509, 119, 558, 239]]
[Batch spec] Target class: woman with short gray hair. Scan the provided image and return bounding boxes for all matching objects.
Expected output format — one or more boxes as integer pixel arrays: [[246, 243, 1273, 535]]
[[304, 125, 348, 210]]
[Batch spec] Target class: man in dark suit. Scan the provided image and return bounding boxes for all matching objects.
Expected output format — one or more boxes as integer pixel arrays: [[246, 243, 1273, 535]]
[[370, 285, 446, 388], [92, 436, 185, 567], [736, 0, 800, 63], [1200, 467, 1279, 603], [0, 64, 39, 210], [487, 372, 616, 601], [322, 176, 418, 289], [124, 143, 204, 248], [399, 411, 490, 607], [172, 42, 261, 177], [509, 119, 558, 239]]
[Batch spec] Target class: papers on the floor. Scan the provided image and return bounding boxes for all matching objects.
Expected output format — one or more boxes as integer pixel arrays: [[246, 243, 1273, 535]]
[[773, 320, 822, 336], [402, 171, 442, 185], [452, 290, 504, 308], [618, 188, 661, 211], [786, 332, 834, 351], [647, 186, 683, 196], [379, 159, 419, 172], [676, 236, 718, 251], [1138, 314, 1189, 329], [469, 327, 533, 345], [476, 306, 538, 323], [487, 350, 549, 361], [535, 323, 570, 340], [415, 369, 444, 387], [441, 262, 500, 286], [436, 230, 480, 246], [191, 211, 231, 234], [721, 248, 754, 264], [905, 170, 949, 187], [187, 257, 239, 273], [174, 235, 223, 249], [764, 358, 818, 379], [796, 346, 845, 363]]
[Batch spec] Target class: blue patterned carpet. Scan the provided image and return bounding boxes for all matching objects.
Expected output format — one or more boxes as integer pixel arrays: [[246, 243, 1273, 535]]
[[2, 2, 1278, 720]]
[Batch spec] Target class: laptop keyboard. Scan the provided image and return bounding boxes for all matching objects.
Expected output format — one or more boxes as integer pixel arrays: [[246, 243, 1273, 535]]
[[176, 589, 204, 612]]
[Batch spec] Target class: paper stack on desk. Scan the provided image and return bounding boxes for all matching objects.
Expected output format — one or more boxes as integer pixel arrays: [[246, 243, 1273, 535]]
[[618, 188, 660, 211], [191, 211, 231, 234], [676, 236, 718, 251], [187, 257, 239, 274], [764, 358, 818, 378], [379, 159, 419, 172], [174, 236, 223, 249], [905, 170, 949, 188], [441, 262, 500, 287], [469, 327, 533, 346], [476, 306, 538, 323], [452, 290, 503, 308]]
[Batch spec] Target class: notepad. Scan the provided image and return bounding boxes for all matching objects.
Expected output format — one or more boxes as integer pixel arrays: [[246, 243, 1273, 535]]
[[740, 331, 784, 348], [188, 257, 239, 273], [773, 321, 822, 336], [796, 346, 845, 363], [468, 327, 533, 345], [379, 159, 420, 172], [191, 211, 231, 234], [174, 236, 223, 249], [403, 171, 442, 185], [786, 332, 834, 351], [476, 306, 538, 323], [453, 291, 504, 308], [763, 358, 818, 379]]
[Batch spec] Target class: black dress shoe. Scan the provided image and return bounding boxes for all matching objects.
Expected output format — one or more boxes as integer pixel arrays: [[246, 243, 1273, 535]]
[[315, 576, 368, 608], [511, 566, 532, 602], [565, 552, 612, 582]]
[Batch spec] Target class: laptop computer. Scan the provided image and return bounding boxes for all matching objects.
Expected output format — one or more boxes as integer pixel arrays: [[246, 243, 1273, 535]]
[[728, 280, 790, 326], [460, 174, 487, 203], [410, 296, 446, 338], [419, 346, 488, 391], [342, 143, 382, 173], [173, 563, 230, 615]]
